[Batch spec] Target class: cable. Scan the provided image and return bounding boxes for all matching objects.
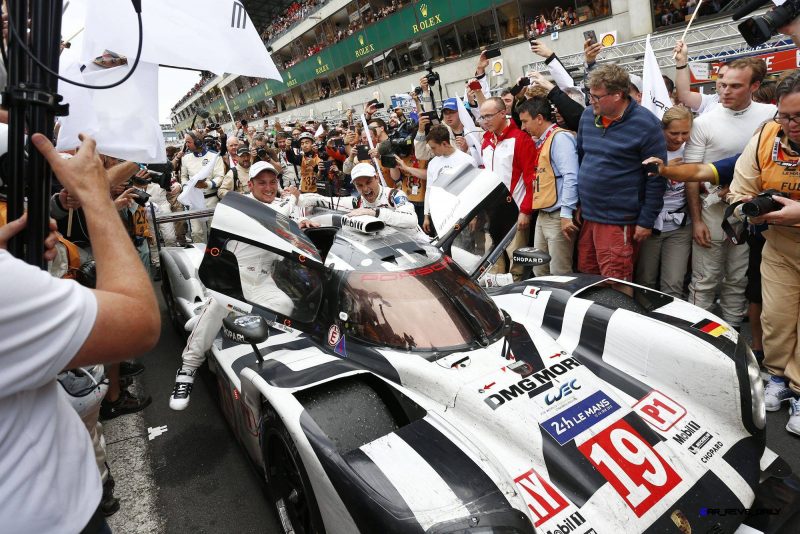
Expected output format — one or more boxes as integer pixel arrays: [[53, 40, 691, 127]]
[[6, 0, 143, 90]]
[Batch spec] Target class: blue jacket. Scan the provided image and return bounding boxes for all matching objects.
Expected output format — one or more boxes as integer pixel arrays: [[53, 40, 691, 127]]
[[576, 100, 667, 228]]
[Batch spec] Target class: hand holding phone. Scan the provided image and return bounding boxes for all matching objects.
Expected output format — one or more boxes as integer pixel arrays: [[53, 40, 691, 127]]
[[468, 80, 482, 91], [583, 30, 598, 46], [484, 48, 501, 59]]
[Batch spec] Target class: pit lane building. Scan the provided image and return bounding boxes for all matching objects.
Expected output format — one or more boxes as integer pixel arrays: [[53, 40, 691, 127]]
[[169, 0, 790, 134]]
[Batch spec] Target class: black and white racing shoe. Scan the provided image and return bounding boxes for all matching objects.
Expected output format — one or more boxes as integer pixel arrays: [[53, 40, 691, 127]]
[[169, 368, 196, 411]]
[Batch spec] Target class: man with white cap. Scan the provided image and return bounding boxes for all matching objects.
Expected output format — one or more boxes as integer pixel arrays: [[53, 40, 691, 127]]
[[169, 161, 316, 410], [301, 162, 418, 230]]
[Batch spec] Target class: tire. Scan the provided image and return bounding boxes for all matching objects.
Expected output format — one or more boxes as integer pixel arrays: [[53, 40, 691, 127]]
[[261, 404, 326, 534]]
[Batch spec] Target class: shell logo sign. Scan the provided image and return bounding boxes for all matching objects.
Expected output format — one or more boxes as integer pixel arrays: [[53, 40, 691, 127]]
[[600, 31, 617, 47]]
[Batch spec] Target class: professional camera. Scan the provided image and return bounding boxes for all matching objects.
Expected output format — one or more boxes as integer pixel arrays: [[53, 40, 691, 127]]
[[742, 189, 789, 217], [207, 123, 219, 131], [129, 188, 151, 207], [735, 0, 800, 46], [414, 62, 440, 95], [256, 147, 268, 160], [388, 123, 415, 158]]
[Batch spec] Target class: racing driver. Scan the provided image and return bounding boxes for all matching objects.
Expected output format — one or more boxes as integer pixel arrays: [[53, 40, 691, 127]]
[[169, 162, 317, 410], [300, 162, 418, 229]]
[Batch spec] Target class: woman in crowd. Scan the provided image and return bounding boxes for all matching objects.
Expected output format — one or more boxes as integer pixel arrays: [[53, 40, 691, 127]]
[[635, 106, 693, 298]]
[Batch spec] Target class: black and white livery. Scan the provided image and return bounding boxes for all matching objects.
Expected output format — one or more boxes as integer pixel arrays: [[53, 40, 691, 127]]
[[158, 166, 799, 534]]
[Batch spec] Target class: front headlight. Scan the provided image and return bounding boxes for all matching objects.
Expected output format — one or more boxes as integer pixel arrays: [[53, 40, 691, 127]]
[[735, 335, 766, 434]]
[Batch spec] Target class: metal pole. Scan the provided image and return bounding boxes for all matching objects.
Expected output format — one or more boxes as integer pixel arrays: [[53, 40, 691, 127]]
[[24, 0, 64, 268], [6, 0, 29, 258]]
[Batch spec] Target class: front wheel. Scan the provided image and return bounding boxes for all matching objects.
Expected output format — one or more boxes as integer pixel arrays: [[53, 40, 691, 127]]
[[261, 404, 326, 534]]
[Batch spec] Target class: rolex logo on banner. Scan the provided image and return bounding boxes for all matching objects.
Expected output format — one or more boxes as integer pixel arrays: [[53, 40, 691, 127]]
[[413, 3, 442, 34], [355, 34, 375, 58], [420, 3, 428, 16]]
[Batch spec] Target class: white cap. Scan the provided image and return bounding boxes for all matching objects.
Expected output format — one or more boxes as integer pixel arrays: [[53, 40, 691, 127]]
[[250, 161, 278, 178], [629, 74, 643, 94], [351, 162, 377, 180]]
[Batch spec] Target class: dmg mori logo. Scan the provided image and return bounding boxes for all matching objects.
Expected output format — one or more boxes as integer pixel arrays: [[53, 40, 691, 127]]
[[420, 3, 428, 17], [231, 1, 246, 29], [358, 35, 365, 46]]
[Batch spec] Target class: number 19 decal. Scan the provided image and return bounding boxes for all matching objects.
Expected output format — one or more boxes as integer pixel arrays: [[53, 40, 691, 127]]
[[578, 419, 681, 517]]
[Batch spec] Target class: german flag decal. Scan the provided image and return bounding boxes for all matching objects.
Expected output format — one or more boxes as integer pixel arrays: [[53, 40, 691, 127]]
[[692, 319, 729, 337]]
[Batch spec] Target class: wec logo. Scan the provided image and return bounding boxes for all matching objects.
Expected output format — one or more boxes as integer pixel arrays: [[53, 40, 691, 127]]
[[544, 379, 581, 405]]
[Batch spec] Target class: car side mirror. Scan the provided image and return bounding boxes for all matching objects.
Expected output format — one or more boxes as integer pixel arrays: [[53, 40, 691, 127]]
[[222, 314, 269, 364], [512, 247, 551, 267]]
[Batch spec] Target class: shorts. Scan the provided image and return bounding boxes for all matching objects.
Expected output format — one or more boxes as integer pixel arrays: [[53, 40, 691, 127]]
[[577, 220, 637, 281]]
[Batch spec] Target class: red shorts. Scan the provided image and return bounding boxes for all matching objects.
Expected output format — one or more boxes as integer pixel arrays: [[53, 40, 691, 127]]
[[577, 221, 638, 281]]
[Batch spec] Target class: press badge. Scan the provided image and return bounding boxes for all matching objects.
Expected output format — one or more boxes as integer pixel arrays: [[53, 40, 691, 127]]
[[411, 185, 419, 196]]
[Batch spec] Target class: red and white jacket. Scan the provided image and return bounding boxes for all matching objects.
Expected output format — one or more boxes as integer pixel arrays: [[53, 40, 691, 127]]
[[481, 121, 537, 214]]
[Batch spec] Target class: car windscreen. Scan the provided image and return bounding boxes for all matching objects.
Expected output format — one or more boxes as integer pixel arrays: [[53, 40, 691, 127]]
[[339, 256, 503, 351]]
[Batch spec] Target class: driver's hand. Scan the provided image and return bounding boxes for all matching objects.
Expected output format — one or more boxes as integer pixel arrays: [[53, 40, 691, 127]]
[[348, 207, 377, 218], [298, 219, 320, 229]]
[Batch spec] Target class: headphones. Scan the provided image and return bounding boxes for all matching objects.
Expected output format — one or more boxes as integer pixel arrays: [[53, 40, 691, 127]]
[[188, 132, 204, 151]]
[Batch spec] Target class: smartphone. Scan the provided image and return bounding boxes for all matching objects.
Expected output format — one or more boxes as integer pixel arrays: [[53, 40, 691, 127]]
[[518, 77, 532, 88], [373, 102, 385, 109], [468, 80, 482, 91], [356, 144, 370, 161], [529, 38, 537, 45], [380, 154, 398, 168], [484, 48, 501, 59], [583, 30, 598, 46]]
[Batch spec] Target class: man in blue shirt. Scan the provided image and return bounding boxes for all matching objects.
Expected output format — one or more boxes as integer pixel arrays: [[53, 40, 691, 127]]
[[576, 64, 667, 294], [518, 97, 579, 275]]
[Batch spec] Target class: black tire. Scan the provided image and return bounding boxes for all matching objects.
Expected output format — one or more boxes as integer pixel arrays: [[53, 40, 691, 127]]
[[160, 272, 186, 337], [261, 404, 326, 534]]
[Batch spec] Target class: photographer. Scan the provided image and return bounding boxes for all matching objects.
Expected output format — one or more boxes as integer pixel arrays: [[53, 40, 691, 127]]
[[298, 132, 321, 193], [218, 147, 252, 197], [728, 71, 800, 436], [275, 131, 301, 188]]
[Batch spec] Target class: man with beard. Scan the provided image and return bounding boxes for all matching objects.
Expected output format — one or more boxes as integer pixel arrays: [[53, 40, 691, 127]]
[[218, 147, 252, 197]]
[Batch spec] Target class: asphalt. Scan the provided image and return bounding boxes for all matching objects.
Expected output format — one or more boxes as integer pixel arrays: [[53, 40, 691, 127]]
[[106, 284, 281, 534], [104, 284, 800, 533]]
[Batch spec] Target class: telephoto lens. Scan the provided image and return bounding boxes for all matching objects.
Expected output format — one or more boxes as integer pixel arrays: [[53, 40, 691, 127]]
[[742, 190, 785, 217]]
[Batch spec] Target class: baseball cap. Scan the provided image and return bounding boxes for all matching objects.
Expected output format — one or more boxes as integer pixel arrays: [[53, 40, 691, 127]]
[[351, 162, 377, 181], [629, 74, 643, 94], [236, 147, 250, 156], [250, 161, 278, 178], [442, 97, 459, 112]]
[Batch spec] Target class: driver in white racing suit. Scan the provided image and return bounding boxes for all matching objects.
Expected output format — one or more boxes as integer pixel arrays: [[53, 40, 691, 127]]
[[300, 162, 418, 230], [169, 162, 317, 410]]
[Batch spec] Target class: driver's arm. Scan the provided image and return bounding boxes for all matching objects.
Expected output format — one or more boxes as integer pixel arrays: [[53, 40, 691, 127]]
[[376, 190, 418, 229]]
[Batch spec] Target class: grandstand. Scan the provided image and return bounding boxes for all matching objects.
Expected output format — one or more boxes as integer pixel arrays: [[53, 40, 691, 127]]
[[169, 0, 765, 134]]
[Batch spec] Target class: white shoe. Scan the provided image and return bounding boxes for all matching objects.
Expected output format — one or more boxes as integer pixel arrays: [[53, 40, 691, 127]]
[[787, 398, 800, 437], [169, 368, 196, 411], [764, 375, 794, 412]]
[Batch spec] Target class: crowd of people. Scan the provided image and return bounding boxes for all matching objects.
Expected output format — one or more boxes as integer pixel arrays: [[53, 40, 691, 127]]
[[526, 1, 610, 37], [5, 15, 800, 534], [260, 0, 328, 44], [653, 0, 732, 29]]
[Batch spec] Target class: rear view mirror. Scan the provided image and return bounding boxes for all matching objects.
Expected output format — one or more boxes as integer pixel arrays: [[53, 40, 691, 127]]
[[512, 247, 551, 267], [222, 314, 269, 363]]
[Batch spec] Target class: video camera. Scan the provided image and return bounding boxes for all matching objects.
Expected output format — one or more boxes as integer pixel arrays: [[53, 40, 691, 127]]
[[414, 61, 440, 95], [734, 0, 800, 46]]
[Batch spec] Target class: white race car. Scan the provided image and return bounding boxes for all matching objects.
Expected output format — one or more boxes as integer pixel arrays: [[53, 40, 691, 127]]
[[157, 166, 799, 534]]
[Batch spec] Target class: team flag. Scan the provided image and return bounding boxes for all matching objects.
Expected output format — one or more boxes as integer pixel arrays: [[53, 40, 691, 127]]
[[692, 319, 729, 338], [641, 34, 672, 120]]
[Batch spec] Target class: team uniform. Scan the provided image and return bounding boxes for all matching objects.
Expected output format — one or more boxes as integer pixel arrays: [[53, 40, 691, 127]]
[[301, 184, 418, 230]]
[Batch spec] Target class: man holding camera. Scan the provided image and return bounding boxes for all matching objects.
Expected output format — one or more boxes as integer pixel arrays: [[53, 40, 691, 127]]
[[728, 71, 800, 436], [298, 132, 321, 193]]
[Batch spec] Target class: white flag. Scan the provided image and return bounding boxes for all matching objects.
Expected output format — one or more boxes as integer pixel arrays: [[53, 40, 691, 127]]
[[57, 56, 166, 163], [81, 0, 282, 80], [641, 34, 672, 120]]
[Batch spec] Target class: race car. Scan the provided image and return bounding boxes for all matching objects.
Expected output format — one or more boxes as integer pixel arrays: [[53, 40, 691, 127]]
[[157, 165, 799, 534]]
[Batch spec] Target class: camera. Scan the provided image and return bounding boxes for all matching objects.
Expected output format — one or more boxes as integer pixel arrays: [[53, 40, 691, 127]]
[[207, 123, 219, 130], [735, 0, 800, 46], [388, 122, 415, 158], [256, 147, 267, 160], [129, 188, 151, 207], [742, 189, 789, 217], [414, 62, 440, 95]]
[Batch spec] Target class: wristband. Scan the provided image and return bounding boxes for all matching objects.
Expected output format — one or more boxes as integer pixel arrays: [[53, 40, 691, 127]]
[[675, 64, 688, 70]]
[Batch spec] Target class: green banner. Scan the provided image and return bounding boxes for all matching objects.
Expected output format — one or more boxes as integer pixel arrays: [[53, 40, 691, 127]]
[[178, 0, 509, 127]]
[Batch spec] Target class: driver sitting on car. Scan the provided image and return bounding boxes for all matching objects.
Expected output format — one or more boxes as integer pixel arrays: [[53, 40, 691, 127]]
[[300, 162, 418, 230], [169, 162, 318, 411]]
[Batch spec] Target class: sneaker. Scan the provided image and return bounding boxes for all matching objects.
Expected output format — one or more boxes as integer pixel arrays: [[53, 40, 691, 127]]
[[765, 375, 794, 412], [100, 389, 152, 420], [787, 398, 800, 437], [169, 368, 196, 411], [101, 476, 120, 517], [119, 361, 145, 378]]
